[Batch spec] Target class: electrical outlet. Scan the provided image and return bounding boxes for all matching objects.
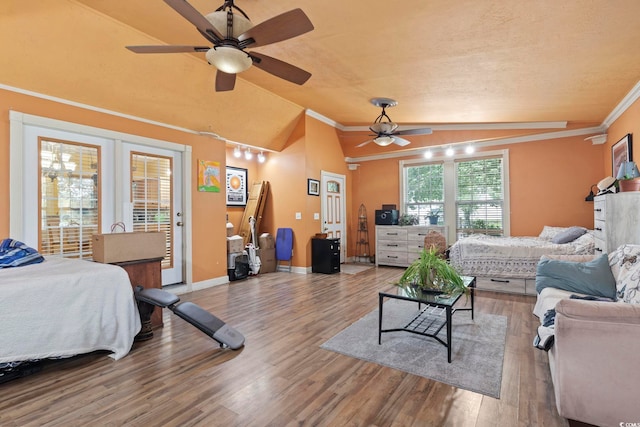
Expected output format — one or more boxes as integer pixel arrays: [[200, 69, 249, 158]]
[[314, 213, 319, 220], [295, 212, 302, 220]]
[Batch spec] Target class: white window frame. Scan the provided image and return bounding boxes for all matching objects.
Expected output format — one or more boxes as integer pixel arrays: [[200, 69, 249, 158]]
[[400, 149, 510, 244]]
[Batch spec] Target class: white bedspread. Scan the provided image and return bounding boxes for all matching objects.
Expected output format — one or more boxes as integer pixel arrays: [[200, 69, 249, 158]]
[[0, 257, 141, 363], [449, 233, 595, 279]]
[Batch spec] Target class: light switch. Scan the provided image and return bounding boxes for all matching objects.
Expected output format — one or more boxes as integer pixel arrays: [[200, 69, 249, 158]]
[[295, 212, 302, 220], [314, 213, 320, 220]]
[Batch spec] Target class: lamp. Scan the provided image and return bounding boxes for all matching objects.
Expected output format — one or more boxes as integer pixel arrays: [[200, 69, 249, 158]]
[[373, 136, 395, 146], [616, 161, 640, 180], [584, 184, 598, 202], [205, 47, 252, 74]]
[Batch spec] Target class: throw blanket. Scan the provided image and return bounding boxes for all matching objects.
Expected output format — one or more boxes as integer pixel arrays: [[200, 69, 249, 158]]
[[0, 239, 44, 268]]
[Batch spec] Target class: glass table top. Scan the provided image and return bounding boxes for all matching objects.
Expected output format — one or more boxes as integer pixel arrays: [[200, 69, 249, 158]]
[[385, 276, 475, 306]]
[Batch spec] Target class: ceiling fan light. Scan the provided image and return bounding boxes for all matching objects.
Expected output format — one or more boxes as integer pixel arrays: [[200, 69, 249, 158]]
[[206, 47, 252, 74], [206, 11, 253, 38], [370, 122, 398, 134], [374, 136, 395, 146]]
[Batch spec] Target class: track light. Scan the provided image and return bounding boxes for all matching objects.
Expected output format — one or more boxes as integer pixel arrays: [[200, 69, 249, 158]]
[[424, 150, 433, 159], [445, 147, 455, 156], [233, 146, 241, 158], [257, 151, 266, 163], [244, 148, 252, 160], [465, 145, 475, 154]]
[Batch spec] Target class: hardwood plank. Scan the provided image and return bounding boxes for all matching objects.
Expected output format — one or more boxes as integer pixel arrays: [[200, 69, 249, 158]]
[[0, 267, 570, 426]]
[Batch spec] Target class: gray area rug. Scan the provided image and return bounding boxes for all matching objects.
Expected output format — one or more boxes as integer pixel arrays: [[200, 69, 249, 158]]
[[320, 299, 507, 398]]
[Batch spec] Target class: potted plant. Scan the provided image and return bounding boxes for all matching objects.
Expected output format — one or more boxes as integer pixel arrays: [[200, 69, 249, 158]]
[[427, 209, 441, 225], [396, 246, 467, 296], [398, 213, 419, 226], [616, 161, 640, 192]]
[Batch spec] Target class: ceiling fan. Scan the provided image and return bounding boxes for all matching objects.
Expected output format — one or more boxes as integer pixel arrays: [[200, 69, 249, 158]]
[[126, 0, 314, 92], [357, 98, 433, 147]]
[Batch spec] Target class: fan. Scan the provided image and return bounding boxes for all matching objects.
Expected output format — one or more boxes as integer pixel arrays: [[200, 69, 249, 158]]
[[126, 0, 314, 92], [356, 98, 432, 147]]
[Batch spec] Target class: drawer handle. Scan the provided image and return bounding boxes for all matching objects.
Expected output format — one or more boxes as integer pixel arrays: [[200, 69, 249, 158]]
[[491, 278, 510, 283], [388, 244, 399, 247], [595, 227, 602, 231], [595, 247, 603, 252], [388, 255, 398, 259], [387, 233, 398, 236], [594, 208, 602, 212]]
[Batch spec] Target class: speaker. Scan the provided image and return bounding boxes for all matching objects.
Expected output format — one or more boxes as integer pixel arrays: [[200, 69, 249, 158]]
[[375, 209, 399, 225]]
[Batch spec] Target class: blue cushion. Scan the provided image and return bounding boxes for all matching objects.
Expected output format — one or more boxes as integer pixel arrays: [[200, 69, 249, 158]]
[[535, 253, 616, 299], [551, 226, 587, 244]]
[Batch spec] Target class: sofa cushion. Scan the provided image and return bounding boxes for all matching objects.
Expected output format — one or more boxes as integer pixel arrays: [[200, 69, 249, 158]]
[[551, 226, 587, 244], [536, 253, 617, 299], [609, 244, 640, 304]]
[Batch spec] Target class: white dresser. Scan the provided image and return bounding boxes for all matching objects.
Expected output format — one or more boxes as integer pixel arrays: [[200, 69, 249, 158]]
[[375, 225, 449, 267], [593, 192, 640, 254]]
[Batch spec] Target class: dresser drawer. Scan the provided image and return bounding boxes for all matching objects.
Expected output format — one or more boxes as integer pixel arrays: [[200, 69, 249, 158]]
[[377, 251, 408, 266], [594, 237, 606, 254], [593, 199, 606, 221], [377, 228, 408, 240], [377, 239, 405, 253]]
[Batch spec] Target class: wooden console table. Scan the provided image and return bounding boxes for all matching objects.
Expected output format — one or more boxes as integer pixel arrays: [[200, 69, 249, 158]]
[[113, 257, 164, 329]]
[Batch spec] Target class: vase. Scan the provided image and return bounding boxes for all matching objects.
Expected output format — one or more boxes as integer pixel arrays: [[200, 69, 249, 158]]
[[619, 177, 640, 192]]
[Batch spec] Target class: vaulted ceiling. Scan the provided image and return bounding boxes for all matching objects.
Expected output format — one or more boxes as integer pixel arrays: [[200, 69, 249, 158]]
[[5, 1, 640, 152]]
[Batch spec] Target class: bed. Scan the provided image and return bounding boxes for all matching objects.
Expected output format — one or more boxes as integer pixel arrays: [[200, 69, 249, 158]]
[[449, 226, 595, 295], [0, 257, 141, 366]]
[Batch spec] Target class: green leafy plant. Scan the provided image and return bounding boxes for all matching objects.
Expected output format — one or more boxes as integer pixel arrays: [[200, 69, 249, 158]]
[[398, 213, 419, 226], [396, 247, 467, 295]]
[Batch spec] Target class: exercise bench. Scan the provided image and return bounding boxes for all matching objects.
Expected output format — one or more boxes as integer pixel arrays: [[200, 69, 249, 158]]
[[134, 286, 245, 350]]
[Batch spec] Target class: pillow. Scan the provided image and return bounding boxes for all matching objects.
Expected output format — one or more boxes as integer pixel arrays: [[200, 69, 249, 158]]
[[535, 253, 617, 299], [539, 226, 567, 241], [551, 226, 587, 244], [609, 244, 640, 304]]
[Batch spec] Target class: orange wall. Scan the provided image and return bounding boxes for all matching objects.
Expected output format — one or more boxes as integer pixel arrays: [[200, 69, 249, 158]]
[[0, 89, 228, 283]]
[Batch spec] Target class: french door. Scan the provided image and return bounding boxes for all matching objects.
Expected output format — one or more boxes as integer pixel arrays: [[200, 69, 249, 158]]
[[14, 115, 186, 286]]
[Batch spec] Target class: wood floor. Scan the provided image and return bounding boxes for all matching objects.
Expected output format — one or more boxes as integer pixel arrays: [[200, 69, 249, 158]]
[[0, 266, 568, 426]]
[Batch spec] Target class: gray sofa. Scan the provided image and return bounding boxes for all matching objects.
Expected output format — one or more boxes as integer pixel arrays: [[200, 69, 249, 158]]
[[533, 244, 640, 427]]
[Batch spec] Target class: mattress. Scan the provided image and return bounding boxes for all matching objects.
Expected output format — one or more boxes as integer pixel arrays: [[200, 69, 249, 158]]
[[449, 232, 595, 280], [0, 257, 141, 364]]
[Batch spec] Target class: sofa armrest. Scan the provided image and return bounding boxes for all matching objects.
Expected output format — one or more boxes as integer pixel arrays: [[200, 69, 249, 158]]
[[551, 299, 640, 425]]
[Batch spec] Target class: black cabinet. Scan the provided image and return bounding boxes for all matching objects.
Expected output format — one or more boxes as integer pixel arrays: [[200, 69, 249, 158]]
[[311, 238, 340, 274]]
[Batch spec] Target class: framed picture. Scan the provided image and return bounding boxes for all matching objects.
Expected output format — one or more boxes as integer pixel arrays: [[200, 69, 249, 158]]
[[197, 160, 221, 192], [612, 133, 633, 176], [226, 166, 248, 206], [307, 178, 320, 196]]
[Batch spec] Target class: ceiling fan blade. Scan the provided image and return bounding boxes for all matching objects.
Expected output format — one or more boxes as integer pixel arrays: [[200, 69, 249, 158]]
[[239, 9, 314, 48], [215, 70, 236, 92], [163, 0, 224, 42], [394, 127, 433, 136], [126, 45, 209, 54], [356, 139, 374, 148], [392, 136, 412, 147], [249, 52, 311, 85]]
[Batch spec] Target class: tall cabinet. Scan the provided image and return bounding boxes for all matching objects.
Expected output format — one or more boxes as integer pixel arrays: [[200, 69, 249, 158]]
[[593, 192, 640, 254]]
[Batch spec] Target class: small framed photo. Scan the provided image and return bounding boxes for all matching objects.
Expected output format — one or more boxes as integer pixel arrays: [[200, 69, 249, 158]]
[[612, 133, 633, 176], [307, 178, 320, 196], [226, 166, 248, 206]]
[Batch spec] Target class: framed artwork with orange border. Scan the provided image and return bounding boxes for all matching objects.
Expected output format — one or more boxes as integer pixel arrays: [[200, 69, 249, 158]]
[[226, 166, 248, 206]]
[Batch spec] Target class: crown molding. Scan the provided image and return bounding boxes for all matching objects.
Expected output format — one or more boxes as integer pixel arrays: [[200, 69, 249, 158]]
[[341, 121, 568, 132], [602, 80, 640, 128], [305, 109, 345, 130], [345, 126, 605, 163]]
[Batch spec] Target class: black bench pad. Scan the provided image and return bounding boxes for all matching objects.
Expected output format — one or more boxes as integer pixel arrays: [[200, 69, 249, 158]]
[[173, 302, 245, 350], [135, 288, 180, 307]]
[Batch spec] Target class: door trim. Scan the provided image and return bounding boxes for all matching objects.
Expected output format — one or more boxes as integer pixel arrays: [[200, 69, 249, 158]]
[[9, 110, 193, 289]]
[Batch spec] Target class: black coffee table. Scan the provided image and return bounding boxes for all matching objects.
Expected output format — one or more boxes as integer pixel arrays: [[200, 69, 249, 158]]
[[378, 276, 476, 363]]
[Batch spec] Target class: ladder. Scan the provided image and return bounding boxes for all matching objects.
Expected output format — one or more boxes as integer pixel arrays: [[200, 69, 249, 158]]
[[355, 204, 370, 263]]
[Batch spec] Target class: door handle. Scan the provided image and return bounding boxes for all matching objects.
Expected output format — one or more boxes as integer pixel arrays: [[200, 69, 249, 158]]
[[176, 221, 184, 227]]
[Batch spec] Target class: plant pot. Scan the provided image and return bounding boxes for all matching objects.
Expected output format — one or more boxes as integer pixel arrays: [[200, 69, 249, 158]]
[[428, 216, 439, 225], [619, 177, 640, 192]]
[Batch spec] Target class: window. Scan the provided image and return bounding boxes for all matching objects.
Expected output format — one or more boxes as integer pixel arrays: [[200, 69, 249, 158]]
[[404, 163, 444, 225], [39, 138, 100, 258], [456, 157, 504, 238], [402, 150, 509, 240]]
